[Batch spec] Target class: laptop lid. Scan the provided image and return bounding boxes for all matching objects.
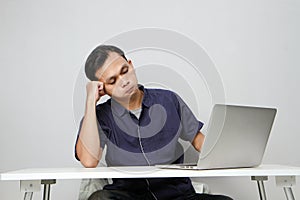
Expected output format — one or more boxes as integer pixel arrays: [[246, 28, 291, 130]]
[[197, 104, 277, 169]]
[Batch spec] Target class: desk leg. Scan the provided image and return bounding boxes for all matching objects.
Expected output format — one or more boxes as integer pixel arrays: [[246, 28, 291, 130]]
[[41, 179, 56, 200], [21, 180, 41, 200], [284, 187, 295, 200], [24, 192, 33, 200], [251, 176, 268, 200], [276, 176, 296, 200]]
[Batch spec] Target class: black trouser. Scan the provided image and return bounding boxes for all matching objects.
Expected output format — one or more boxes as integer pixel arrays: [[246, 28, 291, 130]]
[[88, 189, 233, 200]]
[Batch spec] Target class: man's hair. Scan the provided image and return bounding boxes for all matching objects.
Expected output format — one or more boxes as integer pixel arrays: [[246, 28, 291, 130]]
[[85, 45, 127, 81]]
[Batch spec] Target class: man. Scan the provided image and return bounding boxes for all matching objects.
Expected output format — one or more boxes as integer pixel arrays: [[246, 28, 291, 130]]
[[75, 45, 232, 200]]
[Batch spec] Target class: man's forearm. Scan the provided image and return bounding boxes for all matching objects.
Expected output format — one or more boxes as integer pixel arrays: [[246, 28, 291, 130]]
[[76, 99, 102, 167], [192, 131, 205, 152]]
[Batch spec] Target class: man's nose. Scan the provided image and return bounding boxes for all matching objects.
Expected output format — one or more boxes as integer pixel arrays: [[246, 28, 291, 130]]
[[120, 76, 129, 88]]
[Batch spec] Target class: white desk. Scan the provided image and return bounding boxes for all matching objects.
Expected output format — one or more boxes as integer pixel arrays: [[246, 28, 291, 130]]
[[1, 164, 300, 200]]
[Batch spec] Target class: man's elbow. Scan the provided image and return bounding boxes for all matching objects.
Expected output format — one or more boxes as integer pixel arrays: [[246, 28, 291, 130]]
[[77, 151, 100, 168], [76, 141, 102, 168], [80, 158, 99, 168], [76, 149, 100, 168]]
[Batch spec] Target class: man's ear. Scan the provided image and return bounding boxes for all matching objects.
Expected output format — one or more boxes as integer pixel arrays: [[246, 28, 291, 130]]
[[128, 59, 133, 66]]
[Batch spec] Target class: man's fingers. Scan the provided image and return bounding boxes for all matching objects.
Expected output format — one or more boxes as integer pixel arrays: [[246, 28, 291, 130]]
[[86, 81, 105, 101], [98, 82, 106, 96]]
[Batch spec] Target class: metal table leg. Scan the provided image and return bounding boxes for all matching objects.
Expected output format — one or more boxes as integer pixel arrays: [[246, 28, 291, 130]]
[[21, 179, 56, 200], [251, 176, 268, 200], [41, 179, 56, 200], [24, 192, 33, 200], [284, 187, 295, 200], [21, 180, 41, 200], [276, 176, 296, 200]]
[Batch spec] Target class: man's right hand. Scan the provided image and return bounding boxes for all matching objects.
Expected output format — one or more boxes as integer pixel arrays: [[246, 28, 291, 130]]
[[86, 81, 105, 104]]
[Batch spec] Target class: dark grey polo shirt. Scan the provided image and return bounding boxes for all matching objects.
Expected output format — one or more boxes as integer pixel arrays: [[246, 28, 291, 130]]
[[95, 85, 203, 166]]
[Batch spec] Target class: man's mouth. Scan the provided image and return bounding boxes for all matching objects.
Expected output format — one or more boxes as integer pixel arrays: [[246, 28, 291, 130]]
[[125, 86, 134, 94]]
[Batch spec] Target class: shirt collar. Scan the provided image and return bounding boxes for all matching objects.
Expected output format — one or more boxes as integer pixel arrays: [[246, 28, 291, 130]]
[[140, 85, 151, 108]]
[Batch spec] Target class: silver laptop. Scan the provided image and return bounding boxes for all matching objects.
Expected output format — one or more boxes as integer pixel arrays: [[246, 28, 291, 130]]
[[158, 104, 277, 170]]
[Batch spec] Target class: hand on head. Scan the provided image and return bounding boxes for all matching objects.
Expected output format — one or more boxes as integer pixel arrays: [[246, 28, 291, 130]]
[[86, 81, 106, 104]]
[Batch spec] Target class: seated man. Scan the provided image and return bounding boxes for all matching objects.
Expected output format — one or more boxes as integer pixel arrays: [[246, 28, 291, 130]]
[[75, 45, 233, 200]]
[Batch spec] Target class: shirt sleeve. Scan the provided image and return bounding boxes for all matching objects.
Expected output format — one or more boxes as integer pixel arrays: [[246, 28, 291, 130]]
[[174, 93, 204, 142]]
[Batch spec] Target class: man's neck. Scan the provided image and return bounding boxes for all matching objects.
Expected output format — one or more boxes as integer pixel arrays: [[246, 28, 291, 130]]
[[117, 89, 144, 111]]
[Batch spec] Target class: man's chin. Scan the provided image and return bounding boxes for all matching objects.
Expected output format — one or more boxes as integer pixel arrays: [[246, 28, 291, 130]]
[[112, 86, 139, 101]]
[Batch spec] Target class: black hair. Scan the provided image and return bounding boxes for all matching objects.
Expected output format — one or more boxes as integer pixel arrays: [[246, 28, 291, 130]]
[[85, 45, 127, 81]]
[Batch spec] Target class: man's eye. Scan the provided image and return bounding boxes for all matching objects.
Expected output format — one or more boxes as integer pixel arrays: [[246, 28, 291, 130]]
[[121, 67, 128, 74], [108, 79, 116, 85]]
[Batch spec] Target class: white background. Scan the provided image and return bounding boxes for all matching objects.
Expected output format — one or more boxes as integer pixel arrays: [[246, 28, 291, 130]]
[[0, 0, 299, 199]]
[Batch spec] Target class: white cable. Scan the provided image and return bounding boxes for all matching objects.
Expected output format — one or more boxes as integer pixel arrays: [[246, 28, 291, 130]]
[[137, 126, 158, 200], [137, 126, 151, 166], [145, 179, 158, 200]]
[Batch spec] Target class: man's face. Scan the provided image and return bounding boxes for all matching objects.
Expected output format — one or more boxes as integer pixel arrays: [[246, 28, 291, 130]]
[[95, 52, 139, 101]]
